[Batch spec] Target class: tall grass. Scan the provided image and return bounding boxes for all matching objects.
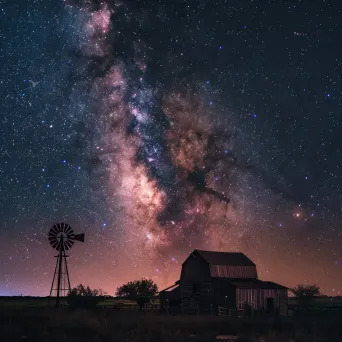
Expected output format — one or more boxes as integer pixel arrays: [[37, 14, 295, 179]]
[[1, 307, 342, 341]]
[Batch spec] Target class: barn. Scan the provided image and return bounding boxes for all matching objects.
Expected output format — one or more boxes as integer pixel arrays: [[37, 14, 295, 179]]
[[160, 249, 288, 315]]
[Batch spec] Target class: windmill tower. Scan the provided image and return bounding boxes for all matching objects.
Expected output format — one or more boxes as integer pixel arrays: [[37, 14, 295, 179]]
[[48, 222, 84, 308]]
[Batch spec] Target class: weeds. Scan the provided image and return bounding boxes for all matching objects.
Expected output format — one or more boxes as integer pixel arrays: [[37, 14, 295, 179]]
[[1, 308, 342, 342]]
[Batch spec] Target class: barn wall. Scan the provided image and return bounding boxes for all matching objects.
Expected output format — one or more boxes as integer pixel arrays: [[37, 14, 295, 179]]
[[236, 288, 259, 310], [212, 278, 236, 309], [258, 289, 288, 314], [159, 291, 167, 312], [180, 281, 214, 303], [180, 253, 212, 305], [236, 288, 288, 315], [160, 286, 181, 312], [180, 253, 210, 282]]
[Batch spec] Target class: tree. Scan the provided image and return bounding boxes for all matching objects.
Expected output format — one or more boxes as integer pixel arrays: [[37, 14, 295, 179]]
[[116, 278, 158, 311], [291, 284, 321, 299], [66, 284, 104, 310]]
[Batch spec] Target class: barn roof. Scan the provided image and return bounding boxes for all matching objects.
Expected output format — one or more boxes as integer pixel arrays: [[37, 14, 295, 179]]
[[209, 264, 258, 278], [165, 284, 179, 292], [196, 250, 256, 267], [160, 281, 180, 293], [231, 279, 287, 290]]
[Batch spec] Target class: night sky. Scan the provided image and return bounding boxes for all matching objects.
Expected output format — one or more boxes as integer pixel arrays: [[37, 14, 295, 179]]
[[1, 0, 342, 296]]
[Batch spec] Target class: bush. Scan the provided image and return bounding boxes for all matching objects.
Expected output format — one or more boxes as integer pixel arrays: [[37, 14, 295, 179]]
[[291, 284, 321, 298], [66, 284, 103, 310]]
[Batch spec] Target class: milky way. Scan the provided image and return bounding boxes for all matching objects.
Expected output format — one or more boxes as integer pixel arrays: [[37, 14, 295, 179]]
[[1, 0, 342, 295], [60, 0, 312, 284], [66, 0, 263, 257]]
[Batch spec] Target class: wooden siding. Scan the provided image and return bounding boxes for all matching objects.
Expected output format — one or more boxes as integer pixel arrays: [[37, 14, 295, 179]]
[[181, 281, 214, 313], [180, 252, 211, 282], [236, 288, 288, 315], [236, 288, 259, 310], [160, 285, 181, 312], [181, 283, 193, 300], [181, 282, 212, 300], [212, 278, 236, 309]]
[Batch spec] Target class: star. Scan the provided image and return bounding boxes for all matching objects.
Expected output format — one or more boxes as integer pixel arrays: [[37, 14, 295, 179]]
[[0, 0, 341, 297]]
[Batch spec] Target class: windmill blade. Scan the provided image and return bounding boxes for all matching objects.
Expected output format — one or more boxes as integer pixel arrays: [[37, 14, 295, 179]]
[[65, 239, 74, 249], [65, 237, 74, 244], [51, 225, 59, 234], [48, 233, 57, 239], [63, 242, 70, 251], [51, 240, 59, 249], [65, 225, 73, 234], [74, 233, 85, 242], [48, 237, 58, 245]]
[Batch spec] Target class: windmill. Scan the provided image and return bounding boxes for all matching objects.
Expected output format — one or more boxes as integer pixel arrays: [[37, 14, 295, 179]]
[[48, 222, 84, 308]]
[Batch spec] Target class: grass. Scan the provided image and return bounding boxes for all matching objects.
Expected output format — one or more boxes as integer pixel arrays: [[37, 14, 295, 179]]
[[1, 306, 342, 342], [0, 297, 148, 309]]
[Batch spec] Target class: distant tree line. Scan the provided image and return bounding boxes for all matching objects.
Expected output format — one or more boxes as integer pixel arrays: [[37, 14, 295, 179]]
[[66, 278, 158, 310]]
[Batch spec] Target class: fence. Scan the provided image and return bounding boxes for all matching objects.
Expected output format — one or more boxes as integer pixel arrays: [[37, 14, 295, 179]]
[[110, 303, 160, 312], [179, 299, 214, 315], [218, 306, 243, 317], [0, 297, 160, 312], [288, 304, 342, 316]]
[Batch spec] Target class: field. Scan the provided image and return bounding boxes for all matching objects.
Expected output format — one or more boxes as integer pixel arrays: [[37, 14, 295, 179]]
[[1, 298, 342, 342], [0, 297, 159, 309]]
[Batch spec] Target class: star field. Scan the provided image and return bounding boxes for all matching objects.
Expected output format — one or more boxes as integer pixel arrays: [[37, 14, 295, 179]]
[[1, 0, 342, 296]]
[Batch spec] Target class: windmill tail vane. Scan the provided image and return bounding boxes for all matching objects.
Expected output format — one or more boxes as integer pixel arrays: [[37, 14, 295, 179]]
[[48, 222, 84, 308]]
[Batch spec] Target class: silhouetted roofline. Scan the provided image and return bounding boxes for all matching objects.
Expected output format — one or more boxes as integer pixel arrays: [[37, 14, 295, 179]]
[[230, 279, 288, 289], [160, 281, 180, 293], [182, 249, 256, 267]]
